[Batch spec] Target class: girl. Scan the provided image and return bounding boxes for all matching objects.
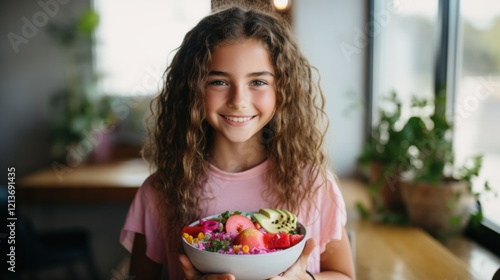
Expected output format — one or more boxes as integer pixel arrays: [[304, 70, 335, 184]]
[[121, 4, 355, 280]]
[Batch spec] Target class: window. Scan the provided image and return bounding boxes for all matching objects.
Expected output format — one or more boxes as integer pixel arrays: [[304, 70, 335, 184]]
[[454, 0, 500, 232], [370, 0, 438, 123], [94, 0, 211, 96], [369, 0, 500, 248]]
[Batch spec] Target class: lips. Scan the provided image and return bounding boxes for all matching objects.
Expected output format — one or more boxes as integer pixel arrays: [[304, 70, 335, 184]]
[[222, 115, 255, 123]]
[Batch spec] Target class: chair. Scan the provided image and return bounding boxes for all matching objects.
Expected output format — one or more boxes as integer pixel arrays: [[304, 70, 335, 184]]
[[0, 185, 99, 280]]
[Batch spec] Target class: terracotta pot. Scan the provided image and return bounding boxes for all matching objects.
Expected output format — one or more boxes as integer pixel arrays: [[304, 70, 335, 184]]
[[369, 162, 405, 212], [401, 180, 475, 236]]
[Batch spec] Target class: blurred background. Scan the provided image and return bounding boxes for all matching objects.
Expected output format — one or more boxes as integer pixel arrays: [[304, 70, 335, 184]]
[[1, 0, 499, 279]]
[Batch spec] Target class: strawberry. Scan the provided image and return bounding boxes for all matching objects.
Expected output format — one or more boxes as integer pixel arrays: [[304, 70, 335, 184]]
[[264, 233, 291, 249], [289, 234, 304, 247], [182, 226, 204, 237]]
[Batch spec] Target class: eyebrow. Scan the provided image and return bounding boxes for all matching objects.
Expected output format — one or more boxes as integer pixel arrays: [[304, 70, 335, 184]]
[[208, 70, 275, 78]]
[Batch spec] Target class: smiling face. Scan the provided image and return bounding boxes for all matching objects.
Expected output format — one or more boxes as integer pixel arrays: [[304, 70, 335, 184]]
[[204, 39, 276, 149]]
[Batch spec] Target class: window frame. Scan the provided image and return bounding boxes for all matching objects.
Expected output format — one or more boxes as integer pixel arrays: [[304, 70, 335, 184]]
[[366, 0, 500, 257]]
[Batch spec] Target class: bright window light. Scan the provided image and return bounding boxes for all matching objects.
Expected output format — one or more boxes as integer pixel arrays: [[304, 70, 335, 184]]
[[455, 0, 500, 229], [94, 0, 211, 96], [273, 0, 289, 11]]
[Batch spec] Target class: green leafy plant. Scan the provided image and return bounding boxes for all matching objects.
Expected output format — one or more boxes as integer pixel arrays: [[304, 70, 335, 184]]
[[402, 94, 487, 187], [358, 92, 408, 168], [357, 92, 410, 222], [357, 92, 495, 232], [398, 93, 495, 237], [47, 10, 116, 158]]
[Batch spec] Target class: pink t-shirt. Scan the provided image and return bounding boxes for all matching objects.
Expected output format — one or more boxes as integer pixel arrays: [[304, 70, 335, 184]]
[[120, 160, 346, 279]]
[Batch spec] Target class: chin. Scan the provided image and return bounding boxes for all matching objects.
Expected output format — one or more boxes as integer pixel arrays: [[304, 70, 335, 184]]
[[226, 133, 263, 145]]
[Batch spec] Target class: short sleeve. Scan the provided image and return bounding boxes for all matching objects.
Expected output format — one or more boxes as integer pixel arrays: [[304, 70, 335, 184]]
[[300, 169, 348, 273], [318, 171, 347, 251], [120, 177, 166, 264]]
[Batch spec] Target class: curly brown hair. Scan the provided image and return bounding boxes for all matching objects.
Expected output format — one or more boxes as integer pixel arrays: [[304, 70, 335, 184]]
[[144, 5, 329, 250]]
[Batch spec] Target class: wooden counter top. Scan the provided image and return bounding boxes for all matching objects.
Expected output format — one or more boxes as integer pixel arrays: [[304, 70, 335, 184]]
[[340, 179, 482, 280], [351, 220, 479, 279], [18, 158, 150, 203]]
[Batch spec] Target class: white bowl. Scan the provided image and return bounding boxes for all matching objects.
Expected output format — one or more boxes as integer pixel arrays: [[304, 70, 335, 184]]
[[182, 213, 308, 280]]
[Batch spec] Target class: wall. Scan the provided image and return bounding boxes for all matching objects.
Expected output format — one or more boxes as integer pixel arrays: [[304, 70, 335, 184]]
[[0, 1, 129, 279], [0, 0, 81, 179], [294, 0, 367, 176]]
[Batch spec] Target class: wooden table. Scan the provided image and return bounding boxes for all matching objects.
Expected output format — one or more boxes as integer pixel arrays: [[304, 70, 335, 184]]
[[18, 158, 150, 203], [340, 179, 481, 280], [350, 220, 479, 279]]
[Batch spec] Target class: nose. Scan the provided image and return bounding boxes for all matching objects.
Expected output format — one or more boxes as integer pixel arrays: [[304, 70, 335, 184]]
[[227, 84, 248, 109]]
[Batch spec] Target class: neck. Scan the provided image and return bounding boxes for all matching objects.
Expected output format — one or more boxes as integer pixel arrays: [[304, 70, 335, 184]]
[[210, 135, 267, 173]]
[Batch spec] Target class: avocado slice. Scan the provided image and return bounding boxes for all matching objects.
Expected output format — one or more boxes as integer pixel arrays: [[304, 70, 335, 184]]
[[253, 212, 281, 233], [282, 209, 297, 229], [275, 209, 292, 232], [258, 208, 280, 219], [253, 208, 298, 233]]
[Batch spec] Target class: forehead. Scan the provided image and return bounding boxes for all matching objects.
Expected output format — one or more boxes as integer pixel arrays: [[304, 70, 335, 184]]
[[210, 39, 274, 72]]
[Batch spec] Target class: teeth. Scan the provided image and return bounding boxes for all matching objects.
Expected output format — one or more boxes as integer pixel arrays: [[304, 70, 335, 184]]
[[225, 116, 252, 123]]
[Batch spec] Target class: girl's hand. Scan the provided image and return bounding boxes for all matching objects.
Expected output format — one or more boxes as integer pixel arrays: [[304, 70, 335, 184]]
[[179, 254, 235, 280], [269, 238, 316, 280]]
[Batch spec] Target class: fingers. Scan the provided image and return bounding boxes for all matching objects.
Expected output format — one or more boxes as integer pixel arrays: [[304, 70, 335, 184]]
[[179, 255, 235, 280], [215, 274, 235, 280], [298, 238, 316, 267], [179, 254, 198, 280], [203, 274, 235, 280], [272, 238, 316, 279]]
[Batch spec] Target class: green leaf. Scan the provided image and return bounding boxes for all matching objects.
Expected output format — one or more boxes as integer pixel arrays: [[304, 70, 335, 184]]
[[206, 236, 231, 252], [468, 210, 483, 228], [355, 202, 370, 219], [78, 10, 100, 35], [449, 216, 461, 226], [220, 211, 231, 221], [484, 181, 492, 191]]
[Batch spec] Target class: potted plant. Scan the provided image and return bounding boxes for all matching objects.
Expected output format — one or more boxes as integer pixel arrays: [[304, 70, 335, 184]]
[[399, 94, 493, 238], [357, 92, 409, 221], [47, 10, 116, 162]]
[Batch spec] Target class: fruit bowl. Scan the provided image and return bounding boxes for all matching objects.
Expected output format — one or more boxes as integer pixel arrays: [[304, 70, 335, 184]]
[[182, 211, 308, 280]]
